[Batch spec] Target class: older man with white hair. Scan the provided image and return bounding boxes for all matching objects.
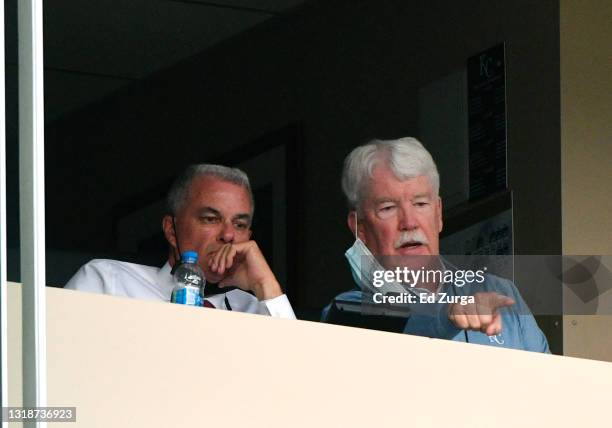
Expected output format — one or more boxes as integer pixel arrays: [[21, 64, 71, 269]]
[[322, 137, 549, 352]]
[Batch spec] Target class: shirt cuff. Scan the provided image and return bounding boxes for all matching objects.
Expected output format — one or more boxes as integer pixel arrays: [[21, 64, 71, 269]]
[[261, 294, 296, 319]]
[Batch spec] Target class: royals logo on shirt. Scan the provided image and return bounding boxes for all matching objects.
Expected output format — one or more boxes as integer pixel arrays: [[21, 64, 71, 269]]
[[488, 334, 505, 345]]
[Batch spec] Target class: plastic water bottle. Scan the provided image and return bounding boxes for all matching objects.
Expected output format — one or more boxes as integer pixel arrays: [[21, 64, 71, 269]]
[[171, 251, 206, 306]]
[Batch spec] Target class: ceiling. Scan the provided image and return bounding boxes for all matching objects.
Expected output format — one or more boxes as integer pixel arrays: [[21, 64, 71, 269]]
[[5, 0, 305, 122]]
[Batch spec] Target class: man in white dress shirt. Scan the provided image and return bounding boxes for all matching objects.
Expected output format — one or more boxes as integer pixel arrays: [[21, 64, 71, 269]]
[[65, 164, 295, 319]]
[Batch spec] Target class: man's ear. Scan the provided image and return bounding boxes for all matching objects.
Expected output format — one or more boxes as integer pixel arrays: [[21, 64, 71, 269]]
[[347, 210, 365, 242], [437, 197, 443, 233], [162, 215, 177, 248]]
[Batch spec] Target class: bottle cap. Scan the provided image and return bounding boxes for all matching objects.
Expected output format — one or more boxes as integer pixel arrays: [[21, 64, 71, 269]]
[[180, 250, 198, 264]]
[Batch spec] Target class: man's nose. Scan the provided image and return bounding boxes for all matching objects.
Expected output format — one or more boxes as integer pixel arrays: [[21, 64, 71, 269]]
[[398, 205, 419, 231], [218, 221, 235, 243]]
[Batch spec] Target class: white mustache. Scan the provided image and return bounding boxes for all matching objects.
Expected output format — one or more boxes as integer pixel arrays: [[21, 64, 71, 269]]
[[394, 231, 428, 249]]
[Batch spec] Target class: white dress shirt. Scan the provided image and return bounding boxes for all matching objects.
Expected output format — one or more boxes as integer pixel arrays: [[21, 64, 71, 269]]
[[64, 259, 296, 319]]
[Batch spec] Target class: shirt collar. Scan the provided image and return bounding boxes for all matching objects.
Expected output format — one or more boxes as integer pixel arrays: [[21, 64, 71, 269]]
[[157, 262, 175, 300]]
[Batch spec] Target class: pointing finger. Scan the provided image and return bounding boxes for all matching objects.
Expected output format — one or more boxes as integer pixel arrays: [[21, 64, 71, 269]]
[[492, 295, 515, 310]]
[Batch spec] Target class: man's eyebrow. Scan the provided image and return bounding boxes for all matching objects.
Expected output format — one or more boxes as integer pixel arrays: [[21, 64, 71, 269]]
[[233, 213, 252, 223], [412, 193, 432, 199], [198, 207, 251, 223], [199, 207, 221, 216], [372, 197, 397, 204]]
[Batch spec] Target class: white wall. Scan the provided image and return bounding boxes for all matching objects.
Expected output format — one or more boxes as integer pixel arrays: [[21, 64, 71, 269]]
[[7, 283, 612, 427]]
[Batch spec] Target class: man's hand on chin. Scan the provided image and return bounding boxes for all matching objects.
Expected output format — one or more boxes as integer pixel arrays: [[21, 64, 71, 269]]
[[204, 241, 283, 301]]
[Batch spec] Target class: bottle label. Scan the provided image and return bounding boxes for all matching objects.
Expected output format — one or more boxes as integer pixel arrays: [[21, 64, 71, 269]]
[[183, 273, 203, 287], [171, 286, 203, 307]]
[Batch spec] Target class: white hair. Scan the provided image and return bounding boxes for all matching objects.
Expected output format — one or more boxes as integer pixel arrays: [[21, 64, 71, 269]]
[[341, 137, 439, 210], [166, 164, 254, 214]]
